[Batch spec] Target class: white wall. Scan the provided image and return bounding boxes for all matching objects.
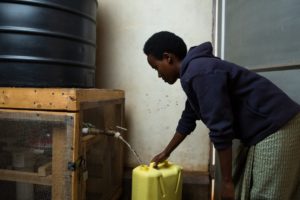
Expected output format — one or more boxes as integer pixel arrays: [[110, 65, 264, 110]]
[[96, 0, 213, 171]]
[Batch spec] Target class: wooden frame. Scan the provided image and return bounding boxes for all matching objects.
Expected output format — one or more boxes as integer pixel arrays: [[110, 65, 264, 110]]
[[0, 169, 52, 185], [0, 88, 124, 111], [0, 88, 125, 200]]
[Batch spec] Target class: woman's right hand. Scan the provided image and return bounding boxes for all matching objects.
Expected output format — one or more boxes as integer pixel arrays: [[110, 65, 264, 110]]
[[151, 151, 170, 167]]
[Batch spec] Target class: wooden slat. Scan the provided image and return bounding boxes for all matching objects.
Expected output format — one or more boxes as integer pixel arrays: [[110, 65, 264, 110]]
[[0, 169, 52, 186], [38, 162, 52, 177], [0, 88, 75, 111], [72, 113, 80, 200], [52, 127, 68, 200], [111, 186, 122, 200], [0, 88, 124, 111], [82, 135, 104, 151], [82, 135, 96, 143], [75, 89, 124, 103], [0, 108, 74, 122]]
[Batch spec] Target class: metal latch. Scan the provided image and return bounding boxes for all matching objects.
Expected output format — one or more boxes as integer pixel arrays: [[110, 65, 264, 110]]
[[68, 156, 85, 171]]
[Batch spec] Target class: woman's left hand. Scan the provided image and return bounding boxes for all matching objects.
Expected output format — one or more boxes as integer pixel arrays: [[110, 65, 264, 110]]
[[221, 180, 235, 200]]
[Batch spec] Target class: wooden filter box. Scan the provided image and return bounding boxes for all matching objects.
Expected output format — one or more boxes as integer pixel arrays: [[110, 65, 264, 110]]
[[0, 88, 125, 200]]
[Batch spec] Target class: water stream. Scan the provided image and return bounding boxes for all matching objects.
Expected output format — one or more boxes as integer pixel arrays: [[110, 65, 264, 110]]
[[83, 126, 143, 165], [118, 135, 143, 165]]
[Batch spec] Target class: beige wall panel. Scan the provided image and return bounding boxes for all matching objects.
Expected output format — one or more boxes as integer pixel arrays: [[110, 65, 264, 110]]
[[96, 0, 213, 171]]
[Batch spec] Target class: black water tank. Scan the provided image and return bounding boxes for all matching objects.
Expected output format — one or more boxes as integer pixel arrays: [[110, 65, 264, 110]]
[[0, 0, 98, 87]]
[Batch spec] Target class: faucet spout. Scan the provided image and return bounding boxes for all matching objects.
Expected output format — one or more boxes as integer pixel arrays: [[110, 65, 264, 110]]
[[82, 127, 120, 137]]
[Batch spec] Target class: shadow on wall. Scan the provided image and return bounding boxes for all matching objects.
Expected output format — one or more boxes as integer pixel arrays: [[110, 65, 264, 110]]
[[95, 8, 110, 88], [95, 8, 134, 167]]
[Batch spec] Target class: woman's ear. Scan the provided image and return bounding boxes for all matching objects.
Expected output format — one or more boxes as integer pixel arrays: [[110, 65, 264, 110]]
[[163, 52, 173, 64]]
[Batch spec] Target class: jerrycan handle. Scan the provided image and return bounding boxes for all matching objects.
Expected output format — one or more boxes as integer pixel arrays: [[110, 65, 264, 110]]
[[149, 160, 169, 169], [175, 169, 182, 193], [149, 161, 168, 198]]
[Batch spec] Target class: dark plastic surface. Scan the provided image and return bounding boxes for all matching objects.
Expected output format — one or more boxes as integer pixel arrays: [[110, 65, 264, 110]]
[[0, 0, 98, 87]]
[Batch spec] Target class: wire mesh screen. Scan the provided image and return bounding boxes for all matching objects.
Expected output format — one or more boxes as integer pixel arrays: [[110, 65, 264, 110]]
[[0, 119, 53, 170], [0, 110, 73, 200], [82, 101, 124, 200], [0, 180, 51, 200]]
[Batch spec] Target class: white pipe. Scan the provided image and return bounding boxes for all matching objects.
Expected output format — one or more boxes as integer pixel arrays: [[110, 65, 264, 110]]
[[212, 1, 226, 199], [221, 0, 226, 59], [213, 0, 226, 169], [214, 0, 219, 57]]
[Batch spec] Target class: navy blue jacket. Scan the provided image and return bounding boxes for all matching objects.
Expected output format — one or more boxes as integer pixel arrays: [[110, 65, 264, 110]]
[[176, 42, 300, 150]]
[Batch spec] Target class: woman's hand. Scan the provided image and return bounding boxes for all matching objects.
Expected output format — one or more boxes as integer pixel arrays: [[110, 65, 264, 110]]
[[221, 180, 235, 200], [217, 147, 234, 200], [151, 151, 170, 167], [150, 132, 187, 167]]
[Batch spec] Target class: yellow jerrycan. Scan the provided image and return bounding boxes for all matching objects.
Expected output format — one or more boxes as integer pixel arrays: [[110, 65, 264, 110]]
[[131, 161, 182, 200]]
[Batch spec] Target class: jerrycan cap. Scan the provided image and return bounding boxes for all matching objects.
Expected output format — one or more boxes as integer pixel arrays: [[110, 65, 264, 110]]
[[140, 164, 150, 171]]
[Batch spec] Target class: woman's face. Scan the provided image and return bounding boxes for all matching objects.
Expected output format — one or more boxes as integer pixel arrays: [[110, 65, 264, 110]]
[[147, 54, 179, 84]]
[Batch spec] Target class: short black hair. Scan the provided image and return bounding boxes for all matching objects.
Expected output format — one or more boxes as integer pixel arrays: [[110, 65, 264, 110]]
[[143, 31, 187, 60]]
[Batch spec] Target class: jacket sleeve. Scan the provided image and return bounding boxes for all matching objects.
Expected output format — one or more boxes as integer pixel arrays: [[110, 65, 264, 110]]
[[176, 100, 198, 135], [192, 72, 234, 150]]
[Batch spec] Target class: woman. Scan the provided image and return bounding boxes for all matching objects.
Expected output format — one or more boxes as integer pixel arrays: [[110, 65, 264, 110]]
[[143, 31, 300, 200]]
